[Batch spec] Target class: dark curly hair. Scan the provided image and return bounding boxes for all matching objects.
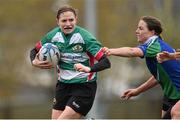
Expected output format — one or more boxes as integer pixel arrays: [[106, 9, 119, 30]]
[[141, 16, 163, 36]]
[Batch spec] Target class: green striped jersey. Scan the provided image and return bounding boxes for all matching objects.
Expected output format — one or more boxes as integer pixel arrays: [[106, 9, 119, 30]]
[[39, 26, 104, 83]]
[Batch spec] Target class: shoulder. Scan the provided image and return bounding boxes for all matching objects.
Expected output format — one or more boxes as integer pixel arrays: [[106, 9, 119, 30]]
[[158, 37, 175, 52], [76, 26, 95, 39], [140, 36, 160, 49], [76, 26, 88, 33], [46, 27, 60, 37], [41, 27, 61, 43], [145, 36, 161, 57], [138, 36, 161, 57], [147, 36, 160, 46], [42, 27, 61, 41]]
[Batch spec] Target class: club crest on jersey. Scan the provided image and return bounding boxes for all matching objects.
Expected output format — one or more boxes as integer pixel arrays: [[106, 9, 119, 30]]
[[72, 44, 83, 52]]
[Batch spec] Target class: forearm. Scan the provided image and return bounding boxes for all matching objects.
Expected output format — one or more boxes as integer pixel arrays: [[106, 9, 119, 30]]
[[74, 55, 111, 73], [175, 52, 180, 60], [110, 47, 143, 57], [168, 53, 176, 60], [90, 55, 111, 72], [174, 49, 180, 60], [136, 76, 158, 94]]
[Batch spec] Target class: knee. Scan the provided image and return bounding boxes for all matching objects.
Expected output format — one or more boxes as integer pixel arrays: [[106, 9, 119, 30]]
[[51, 109, 62, 119]]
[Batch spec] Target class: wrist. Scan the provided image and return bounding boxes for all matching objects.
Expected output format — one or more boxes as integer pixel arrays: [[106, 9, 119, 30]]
[[32, 59, 38, 66], [32, 60, 35, 65], [169, 53, 176, 60], [135, 88, 141, 95]]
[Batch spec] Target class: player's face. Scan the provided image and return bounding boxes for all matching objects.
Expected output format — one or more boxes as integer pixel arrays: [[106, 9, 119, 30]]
[[57, 11, 77, 35], [135, 20, 155, 43]]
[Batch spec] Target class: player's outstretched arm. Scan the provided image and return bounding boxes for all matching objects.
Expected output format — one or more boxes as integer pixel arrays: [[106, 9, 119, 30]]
[[121, 76, 158, 100], [102, 47, 144, 57]]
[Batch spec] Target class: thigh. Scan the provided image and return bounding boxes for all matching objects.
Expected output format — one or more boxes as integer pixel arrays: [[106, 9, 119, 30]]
[[53, 82, 69, 110], [58, 106, 82, 119], [67, 95, 95, 116], [171, 100, 180, 119], [172, 100, 180, 110], [66, 82, 97, 116]]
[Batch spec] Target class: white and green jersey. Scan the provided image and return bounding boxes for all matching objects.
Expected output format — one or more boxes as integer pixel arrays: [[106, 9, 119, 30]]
[[40, 26, 104, 83]]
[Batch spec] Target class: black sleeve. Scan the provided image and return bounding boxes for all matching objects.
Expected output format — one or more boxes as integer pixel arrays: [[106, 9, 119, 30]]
[[30, 48, 38, 62], [90, 55, 111, 72]]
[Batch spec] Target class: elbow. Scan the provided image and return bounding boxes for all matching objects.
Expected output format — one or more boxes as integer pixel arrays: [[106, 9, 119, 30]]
[[129, 48, 140, 57]]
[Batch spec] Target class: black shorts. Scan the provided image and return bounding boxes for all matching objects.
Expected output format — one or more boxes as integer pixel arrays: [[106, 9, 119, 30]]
[[53, 81, 97, 116], [162, 96, 179, 119], [162, 96, 179, 111]]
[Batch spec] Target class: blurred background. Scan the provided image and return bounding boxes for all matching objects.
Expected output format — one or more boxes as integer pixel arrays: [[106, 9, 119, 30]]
[[0, 0, 180, 119]]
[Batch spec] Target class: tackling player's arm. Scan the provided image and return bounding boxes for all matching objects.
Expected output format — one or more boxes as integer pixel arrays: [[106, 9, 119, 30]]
[[135, 76, 158, 93], [121, 76, 158, 100], [103, 47, 144, 57]]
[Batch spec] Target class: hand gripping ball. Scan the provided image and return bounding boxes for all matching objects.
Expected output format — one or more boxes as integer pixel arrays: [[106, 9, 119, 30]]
[[39, 43, 60, 65]]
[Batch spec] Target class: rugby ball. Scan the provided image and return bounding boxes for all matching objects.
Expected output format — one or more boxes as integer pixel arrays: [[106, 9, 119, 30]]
[[39, 43, 60, 65]]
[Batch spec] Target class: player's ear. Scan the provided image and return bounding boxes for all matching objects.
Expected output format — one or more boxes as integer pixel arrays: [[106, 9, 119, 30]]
[[56, 18, 59, 25], [151, 30, 155, 35]]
